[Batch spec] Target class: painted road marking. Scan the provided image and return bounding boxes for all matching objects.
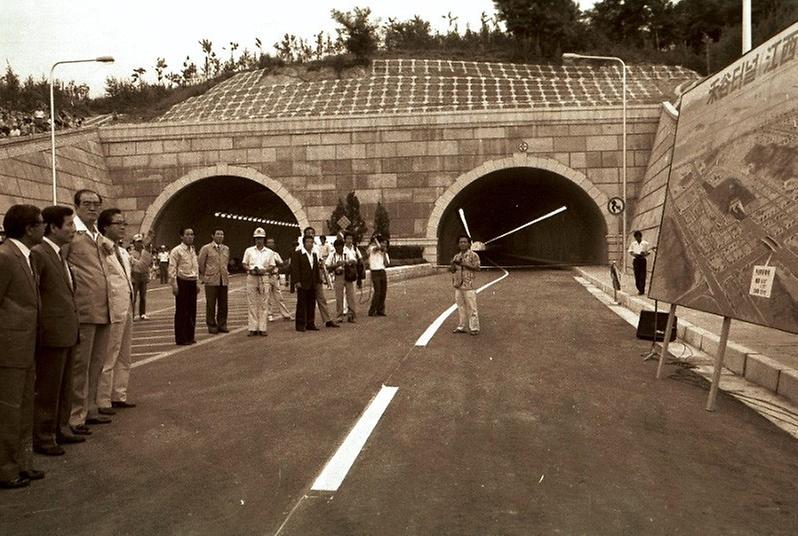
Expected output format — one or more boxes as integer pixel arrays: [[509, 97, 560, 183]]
[[415, 266, 509, 347], [311, 385, 398, 492]]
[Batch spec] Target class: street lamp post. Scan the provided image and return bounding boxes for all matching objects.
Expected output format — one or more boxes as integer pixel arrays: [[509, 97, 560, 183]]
[[562, 52, 627, 272], [50, 56, 114, 204]]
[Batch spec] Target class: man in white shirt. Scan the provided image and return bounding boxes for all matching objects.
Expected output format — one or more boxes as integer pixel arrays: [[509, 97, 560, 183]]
[[265, 237, 292, 322], [243, 228, 275, 336], [169, 228, 200, 345], [628, 230, 654, 295], [367, 233, 390, 316], [157, 246, 170, 284]]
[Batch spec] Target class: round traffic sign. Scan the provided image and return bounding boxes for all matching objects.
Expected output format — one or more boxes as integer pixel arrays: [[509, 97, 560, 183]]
[[607, 197, 625, 215]]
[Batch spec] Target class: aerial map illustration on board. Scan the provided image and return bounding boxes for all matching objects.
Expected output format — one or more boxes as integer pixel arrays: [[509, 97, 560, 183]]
[[650, 22, 798, 334]]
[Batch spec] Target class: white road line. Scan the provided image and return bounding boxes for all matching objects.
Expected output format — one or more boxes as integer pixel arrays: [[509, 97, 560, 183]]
[[414, 266, 509, 347], [311, 385, 398, 492], [131, 326, 250, 367], [132, 334, 175, 341]]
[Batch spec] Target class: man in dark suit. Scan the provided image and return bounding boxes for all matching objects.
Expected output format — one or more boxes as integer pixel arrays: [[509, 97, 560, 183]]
[[31, 206, 83, 456], [291, 235, 320, 332], [0, 204, 45, 489]]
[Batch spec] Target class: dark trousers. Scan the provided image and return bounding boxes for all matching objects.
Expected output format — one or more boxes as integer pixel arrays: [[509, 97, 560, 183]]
[[205, 284, 228, 330], [295, 286, 317, 330], [633, 257, 647, 294], [159, 262, 169, 284], [0, 365, 34, 481], [369, 269, 387, 315], [132, 272, 148, 316], [34, 346, 73, 448], [175, 278, 197, 344]]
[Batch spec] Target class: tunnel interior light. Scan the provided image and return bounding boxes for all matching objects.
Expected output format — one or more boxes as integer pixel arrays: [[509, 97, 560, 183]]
[[212, 211, 300, 228]]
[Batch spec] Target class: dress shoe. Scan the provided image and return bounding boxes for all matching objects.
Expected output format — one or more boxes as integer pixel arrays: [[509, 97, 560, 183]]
[[208, 327, 219, 334], [34, 444, 65, 456], [20, 469, 45, 480], [248, 331, 258, 336], [111, 401, 137, 408], [0, 476, 30, 489], [368, 312, 376, 317], [218, 327, 229, 333], [306, 326, 319, 331], [295, 327, 306, 332], [377, 312, 387, 317], [98, 407, 116, 416], [70, 425, 92, 435], [259, 331, 268, 336], [326, 321, 340, 328], [56, 432, 86, 444], [86, 415, 112, 425]]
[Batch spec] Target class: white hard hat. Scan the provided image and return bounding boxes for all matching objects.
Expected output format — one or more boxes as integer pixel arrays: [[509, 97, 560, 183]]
[[132, 233, 143, 242], [253, 227, 266, 238]]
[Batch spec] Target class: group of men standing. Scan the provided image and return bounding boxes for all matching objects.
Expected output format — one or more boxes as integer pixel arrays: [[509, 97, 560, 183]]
[[0, 190, 136, 490]]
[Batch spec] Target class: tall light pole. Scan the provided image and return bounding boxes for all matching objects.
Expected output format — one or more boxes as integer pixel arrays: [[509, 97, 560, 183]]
[[50, 56, 114, 204], [563, 52, 627, 271]]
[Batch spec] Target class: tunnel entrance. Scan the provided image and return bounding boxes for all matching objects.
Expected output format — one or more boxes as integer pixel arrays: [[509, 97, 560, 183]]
[[151, 175, 300, 264], [437, 167, 608, 265]]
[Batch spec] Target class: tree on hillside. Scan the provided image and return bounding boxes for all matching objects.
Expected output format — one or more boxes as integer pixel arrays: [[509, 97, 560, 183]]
[[331, 7, 380, 63], [493, 0, 582, 59], [589, 0, 678, 50]]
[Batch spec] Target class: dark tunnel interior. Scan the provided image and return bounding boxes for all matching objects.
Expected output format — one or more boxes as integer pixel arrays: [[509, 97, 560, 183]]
[[151, 176, 300, 262], [437, 168, 609, 265]]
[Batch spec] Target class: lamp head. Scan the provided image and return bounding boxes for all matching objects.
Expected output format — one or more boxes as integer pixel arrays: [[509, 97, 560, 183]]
[[562, 53, 581, 60], [95, 56, 115, 63]]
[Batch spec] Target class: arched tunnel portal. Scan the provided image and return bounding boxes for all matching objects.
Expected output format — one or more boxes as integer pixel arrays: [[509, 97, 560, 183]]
[[148, 175, 302, 264], [436, 167, 609, 266]]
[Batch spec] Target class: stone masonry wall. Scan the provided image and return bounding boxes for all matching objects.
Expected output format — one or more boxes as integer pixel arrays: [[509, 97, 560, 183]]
[[0, 128, 115, 219], [626, 103, 678, 273], [98, 106, 662, 263]]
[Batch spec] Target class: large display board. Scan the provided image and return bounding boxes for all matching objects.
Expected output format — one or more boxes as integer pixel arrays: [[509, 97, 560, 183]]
[[650, 22, 798, 334]]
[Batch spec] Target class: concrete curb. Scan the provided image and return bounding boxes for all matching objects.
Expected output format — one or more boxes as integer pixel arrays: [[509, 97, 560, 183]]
[[574, 267, 798, 405]]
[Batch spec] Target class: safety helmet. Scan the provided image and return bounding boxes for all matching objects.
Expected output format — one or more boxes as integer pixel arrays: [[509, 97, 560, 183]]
[[253, 227, 266, 238]]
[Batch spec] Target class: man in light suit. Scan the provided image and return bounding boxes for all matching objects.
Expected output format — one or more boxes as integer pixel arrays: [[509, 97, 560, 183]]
[[197, 228, 229, 334], [67, 189, 112, 433], [96, 208, 136, 414], [0, 205, 45, 489], [31, 206, 84, 457]]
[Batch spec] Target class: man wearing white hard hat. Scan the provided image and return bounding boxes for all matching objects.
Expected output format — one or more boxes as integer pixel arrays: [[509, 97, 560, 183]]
[[242, 227, 276, 336], [129, 233, 153, 320]]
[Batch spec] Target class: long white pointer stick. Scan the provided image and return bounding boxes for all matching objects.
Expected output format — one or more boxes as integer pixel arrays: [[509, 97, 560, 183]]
[[458, 208, 472, 239], [484, 206, 568, 245]]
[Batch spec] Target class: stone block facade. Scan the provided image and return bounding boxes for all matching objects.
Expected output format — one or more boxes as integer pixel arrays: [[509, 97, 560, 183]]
[[0, 129, 114, 216], [0, 105, 665, 265], [96, 105, 661, 262]]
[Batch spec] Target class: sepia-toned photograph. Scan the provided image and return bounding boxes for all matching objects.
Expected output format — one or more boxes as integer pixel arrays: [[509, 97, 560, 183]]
[[1, 1, 798, 534]]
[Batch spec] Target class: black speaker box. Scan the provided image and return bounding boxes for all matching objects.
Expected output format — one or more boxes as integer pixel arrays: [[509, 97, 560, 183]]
[[636, 311, 677, 342]]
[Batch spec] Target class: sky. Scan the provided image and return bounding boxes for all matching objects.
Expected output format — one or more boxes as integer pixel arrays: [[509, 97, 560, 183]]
[[2, 1, 597, 96]]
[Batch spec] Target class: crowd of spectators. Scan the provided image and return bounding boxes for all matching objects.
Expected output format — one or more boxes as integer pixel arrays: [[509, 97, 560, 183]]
[[0, 106, 84, 139]]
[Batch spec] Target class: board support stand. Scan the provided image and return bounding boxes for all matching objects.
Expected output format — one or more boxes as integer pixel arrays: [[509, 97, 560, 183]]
[[705, 316, 732, 412], [655, 304, 678, 379]]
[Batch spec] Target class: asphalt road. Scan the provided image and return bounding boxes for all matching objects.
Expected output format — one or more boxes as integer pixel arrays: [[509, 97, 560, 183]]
[[2, 270, 798, 535]]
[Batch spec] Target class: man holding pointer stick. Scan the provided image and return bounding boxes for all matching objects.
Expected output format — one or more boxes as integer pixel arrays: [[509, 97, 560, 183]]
[[451, 234, 481, 336]]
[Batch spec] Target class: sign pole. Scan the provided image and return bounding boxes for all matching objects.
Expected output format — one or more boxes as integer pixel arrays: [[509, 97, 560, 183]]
[[705, 316, 732, 412], [655, 304, 678, 379]]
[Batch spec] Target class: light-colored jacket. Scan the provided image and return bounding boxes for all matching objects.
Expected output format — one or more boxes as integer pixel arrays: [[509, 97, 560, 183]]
[[67, 226, 110, 324], [197, 242, 230, 286], [100, 236, 132, 323]]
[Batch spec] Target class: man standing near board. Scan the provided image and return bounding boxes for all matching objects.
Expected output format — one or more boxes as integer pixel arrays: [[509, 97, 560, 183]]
[[628, 230, 654, 295]]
